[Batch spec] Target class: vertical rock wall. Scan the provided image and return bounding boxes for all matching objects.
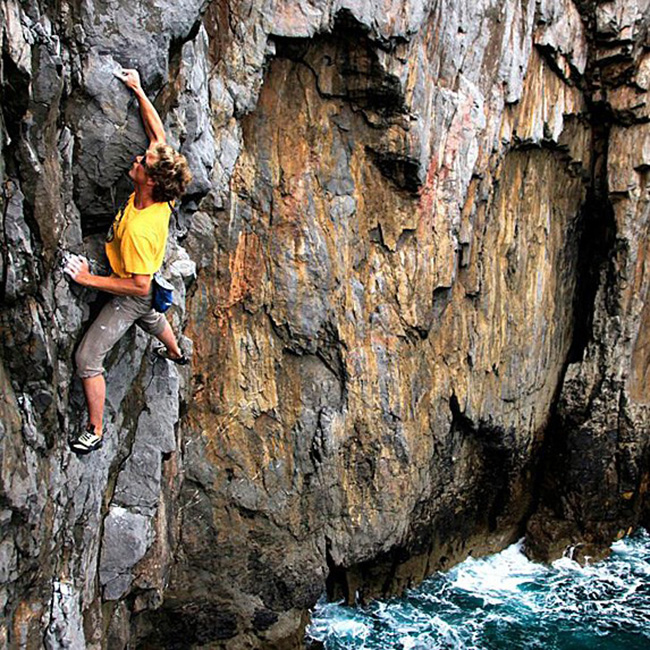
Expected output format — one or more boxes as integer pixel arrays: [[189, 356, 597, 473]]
[[527, 0, 650, 563], [0, 0, 648, 648]]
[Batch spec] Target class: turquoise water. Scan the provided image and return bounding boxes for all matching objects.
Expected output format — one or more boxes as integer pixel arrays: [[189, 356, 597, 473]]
[[307, 530, 650, 650]]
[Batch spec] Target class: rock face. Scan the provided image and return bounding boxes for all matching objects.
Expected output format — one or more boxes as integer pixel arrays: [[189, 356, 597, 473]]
[[0, 0, 648, 648]]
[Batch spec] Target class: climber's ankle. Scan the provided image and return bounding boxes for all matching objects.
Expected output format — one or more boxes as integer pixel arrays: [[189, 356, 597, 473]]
[[89, 421, 103, 437]]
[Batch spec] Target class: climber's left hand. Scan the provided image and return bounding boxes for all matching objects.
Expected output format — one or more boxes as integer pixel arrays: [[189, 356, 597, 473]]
[[116, 68, 142, 93]]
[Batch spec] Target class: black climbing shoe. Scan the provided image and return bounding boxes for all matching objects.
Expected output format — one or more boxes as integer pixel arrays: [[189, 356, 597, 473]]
[[153, 346, 189, 365], [70, 424, 104, 455]]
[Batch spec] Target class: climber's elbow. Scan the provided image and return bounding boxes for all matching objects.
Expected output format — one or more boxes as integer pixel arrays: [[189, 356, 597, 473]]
[[132, 274, 151, 297]]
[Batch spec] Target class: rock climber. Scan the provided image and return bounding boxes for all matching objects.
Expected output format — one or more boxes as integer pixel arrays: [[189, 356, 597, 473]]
[[64, 68, 192, 454]]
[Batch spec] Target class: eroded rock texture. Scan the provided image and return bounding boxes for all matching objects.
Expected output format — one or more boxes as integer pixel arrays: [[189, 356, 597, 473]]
[[0, 0, 648, 647]]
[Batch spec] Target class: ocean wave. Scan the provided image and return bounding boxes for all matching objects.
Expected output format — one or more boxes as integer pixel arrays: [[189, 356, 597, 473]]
[[307, 529, 650, 650]]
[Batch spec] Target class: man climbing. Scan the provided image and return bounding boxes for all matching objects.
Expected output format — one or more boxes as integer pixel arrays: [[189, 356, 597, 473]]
[[65, 69, 192, 454]]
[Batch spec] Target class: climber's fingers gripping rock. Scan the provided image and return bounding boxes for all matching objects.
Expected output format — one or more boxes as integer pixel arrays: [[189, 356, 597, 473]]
[[115, 68, 142, 92], [63, 254, 90, 284]]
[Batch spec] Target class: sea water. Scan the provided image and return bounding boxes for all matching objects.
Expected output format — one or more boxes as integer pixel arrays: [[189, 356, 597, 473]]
[[307, 529, 650, 649]]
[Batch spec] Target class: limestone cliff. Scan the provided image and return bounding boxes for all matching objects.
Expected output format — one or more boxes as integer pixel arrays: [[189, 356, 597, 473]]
[[0, 0, 648, 648]]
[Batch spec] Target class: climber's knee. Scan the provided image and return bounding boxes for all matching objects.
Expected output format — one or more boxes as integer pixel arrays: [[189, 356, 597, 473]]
[[75, 340, 105, 379], [137, 310, 167, 337], [74, 297, 136, 379]]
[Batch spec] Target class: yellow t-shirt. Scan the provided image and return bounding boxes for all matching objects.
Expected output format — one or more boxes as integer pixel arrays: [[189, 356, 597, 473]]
[[105, 194, 171, 278]]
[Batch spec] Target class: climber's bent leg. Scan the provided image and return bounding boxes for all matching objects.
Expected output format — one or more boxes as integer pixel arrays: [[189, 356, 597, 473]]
[[154, 320, 183, 359], [137, 310, 183, 360]]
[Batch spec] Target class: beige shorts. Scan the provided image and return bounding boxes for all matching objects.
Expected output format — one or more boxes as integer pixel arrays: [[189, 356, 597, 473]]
[[75, 289, 167, 379]]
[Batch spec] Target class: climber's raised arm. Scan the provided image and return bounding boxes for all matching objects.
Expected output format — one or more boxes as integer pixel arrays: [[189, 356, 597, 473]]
[[118, 68, 166, 145]]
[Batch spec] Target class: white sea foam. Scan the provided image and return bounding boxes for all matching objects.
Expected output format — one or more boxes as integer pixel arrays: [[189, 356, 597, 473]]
[[307, 530, 650, 650], [328, 619, 369, 638]]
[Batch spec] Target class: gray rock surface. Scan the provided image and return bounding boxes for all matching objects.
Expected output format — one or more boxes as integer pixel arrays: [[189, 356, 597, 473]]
[[100, 506, 154, 601], [1, 0, 649, 648]]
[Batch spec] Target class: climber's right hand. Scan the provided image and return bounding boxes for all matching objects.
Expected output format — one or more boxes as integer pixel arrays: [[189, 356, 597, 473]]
[[63, 253, 91, 285]]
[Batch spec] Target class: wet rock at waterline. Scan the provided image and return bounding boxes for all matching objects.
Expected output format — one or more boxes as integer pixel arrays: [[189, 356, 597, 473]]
[[1, 0, 649, 648]]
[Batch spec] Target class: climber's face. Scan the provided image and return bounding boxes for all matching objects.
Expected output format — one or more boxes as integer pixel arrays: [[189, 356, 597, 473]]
[[129, 149, 154, 185]]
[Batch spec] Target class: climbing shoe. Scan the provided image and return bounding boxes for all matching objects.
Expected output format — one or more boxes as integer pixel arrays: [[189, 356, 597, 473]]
[[70, 424, 104, 455], [153, 346, 190, 365]]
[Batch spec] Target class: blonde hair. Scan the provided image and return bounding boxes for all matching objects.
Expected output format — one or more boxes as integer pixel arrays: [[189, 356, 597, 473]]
[[148, 144, 192, 202]]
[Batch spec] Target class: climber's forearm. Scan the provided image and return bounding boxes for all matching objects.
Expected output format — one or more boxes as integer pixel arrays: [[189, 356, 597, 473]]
[[133, 87, 166, 145], [65, 256, 151, 297], [77, 272, 151, 297], [118, 69, 166, 145]]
